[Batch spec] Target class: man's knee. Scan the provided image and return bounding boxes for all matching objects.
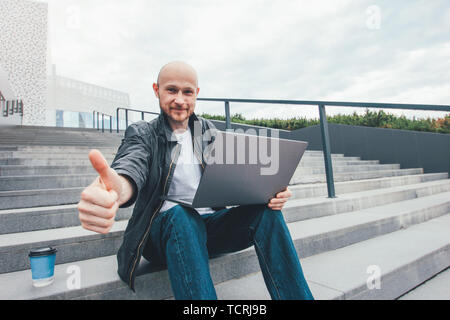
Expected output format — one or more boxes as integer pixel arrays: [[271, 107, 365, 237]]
[[161, 205, 205, 237], [251, 205, 286, 232], [253, 204, 283, 219], [163, 205, 193, 222], [245, 204, 284, 232]]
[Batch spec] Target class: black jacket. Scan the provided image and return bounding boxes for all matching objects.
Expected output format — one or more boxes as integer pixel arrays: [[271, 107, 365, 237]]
[[110, 112, 218, 291]]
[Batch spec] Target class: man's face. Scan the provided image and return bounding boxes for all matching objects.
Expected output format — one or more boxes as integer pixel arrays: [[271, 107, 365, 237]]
[[153, 64, 199, 127]]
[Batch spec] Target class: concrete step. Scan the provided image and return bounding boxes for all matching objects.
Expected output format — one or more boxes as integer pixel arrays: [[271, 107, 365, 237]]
[[288, 172, 448, 200], [0, 187, 85, 209], [0, 173, 442, 234], [295, 163, 400, 175], [0, 204, 134, 234], [0, 157, 116, 166], [0, 154, 366, 167], [0, 136, 118, 140], [0, 141, 121, 147], [10, 145, 118, 152], [282, 178, 450, 223], [0, 154, 357, 167], [299, 159, 380, 167], [0, 146, 19, 151], [0, 138, 122, 147], [0, 160, 385, 176], [0, 165, 97, 176], [1, 173, 445, 232], [305, 151, 344, 157], [0, 150, 350, 160], [0, 194, 448, 299], [0, 174, 97, 191], [0, 148, 117, 155], [0, 151, 117, 159], [0, 170, 444, 210], [291, 168, 424, 184], [215, 214, 450, 300], [0, 128, 122, 135], [0, 126, 115, 133], [0, 181, 448, 275], [397, 267, 450, 300], [0, 220, 128, 275], [0, 162, 409, 191]]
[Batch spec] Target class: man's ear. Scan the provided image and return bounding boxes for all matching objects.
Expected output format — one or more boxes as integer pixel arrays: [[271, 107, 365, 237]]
[[152, 83, 159, 98], [196, 87, 200, 96]]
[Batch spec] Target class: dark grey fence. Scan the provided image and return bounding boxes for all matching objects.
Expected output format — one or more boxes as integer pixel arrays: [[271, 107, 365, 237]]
[[288, 123, 450, 175], [198, 98, 450, 198], [112, 100, 450, 198]]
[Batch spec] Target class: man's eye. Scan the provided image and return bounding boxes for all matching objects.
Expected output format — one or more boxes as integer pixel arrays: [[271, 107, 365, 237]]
[[184, 91, 193, 95], [168, 88, 177, 93]]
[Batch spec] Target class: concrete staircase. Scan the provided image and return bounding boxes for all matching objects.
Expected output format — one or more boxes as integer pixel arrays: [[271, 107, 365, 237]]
[[0, 126, 448, 300]]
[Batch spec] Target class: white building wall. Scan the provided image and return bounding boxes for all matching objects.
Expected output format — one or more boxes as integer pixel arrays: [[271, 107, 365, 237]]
[[0, 0, 48, 126], [47, 72, 130, 115], [1, 0, 132, 128]]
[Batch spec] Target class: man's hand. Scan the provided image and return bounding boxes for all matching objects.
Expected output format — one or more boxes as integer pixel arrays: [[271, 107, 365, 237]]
[[268, 187, 292, 211], [77, 149, 124, 234]]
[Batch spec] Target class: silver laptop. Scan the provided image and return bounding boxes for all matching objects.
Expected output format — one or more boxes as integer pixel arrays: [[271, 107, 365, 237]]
[[162, 130, 308, 208]]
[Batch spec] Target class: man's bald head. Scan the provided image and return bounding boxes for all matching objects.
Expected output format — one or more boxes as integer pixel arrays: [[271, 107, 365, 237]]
[[156, 61, 198, 88], [152, 61, 200, 131]]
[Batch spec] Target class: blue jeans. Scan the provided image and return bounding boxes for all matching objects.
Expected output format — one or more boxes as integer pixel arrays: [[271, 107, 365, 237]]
[[144, 204, 314, 300]]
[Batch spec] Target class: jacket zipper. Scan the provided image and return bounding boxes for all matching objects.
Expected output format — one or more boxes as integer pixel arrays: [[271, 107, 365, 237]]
[[128, 143, 181, 289]]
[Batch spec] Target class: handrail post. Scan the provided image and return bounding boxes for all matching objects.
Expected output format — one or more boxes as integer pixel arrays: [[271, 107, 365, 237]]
[[141, 111, 144, 121], [125, 109, 128, 128], [92, 111, 95, 129], [102, 113, 104, 133], [318, 104, 336, 198], [109, 115, 112, 133], [224, 101, 231, 130], [116, 108, 120, 133], [96, 112, 99, 131], [4, 101, 9, 117]]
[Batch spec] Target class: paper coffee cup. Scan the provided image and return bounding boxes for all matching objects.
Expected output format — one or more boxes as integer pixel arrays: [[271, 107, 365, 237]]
[[28, 247, 57, 287]]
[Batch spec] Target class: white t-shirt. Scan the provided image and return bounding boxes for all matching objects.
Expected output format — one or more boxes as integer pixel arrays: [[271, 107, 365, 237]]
[[159, 128, 215, 215]]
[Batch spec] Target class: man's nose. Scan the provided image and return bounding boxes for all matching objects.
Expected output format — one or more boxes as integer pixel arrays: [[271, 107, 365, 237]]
[[174, 91, 185, 105]]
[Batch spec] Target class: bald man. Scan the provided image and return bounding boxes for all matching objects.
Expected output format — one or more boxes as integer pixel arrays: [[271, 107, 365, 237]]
[[77, 61, 314, 300]]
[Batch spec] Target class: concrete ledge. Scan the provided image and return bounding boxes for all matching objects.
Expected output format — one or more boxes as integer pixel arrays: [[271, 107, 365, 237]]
[[0, 204, 133, 234], [0, 187, 448, 276], [1, 202, 448, 300], [398, 267, 450, 300], [283, 179, 450, 222], [0, 187, 84, 209], [215, 214, 450, 300], [0, 173, 444, 233], [0, 157, 115, 166], [292, 168, 424, 184], [0, 174, 97, 191]]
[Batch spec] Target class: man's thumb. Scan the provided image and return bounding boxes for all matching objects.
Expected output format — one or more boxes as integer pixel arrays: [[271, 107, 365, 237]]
[[88, 149, 122, 194]]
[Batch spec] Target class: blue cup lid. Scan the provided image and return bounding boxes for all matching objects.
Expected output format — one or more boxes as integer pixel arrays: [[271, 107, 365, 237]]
[[28, 247, 57, 257]]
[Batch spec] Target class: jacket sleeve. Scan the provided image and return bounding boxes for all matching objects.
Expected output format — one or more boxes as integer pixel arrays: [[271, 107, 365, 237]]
[[110, 122, 152, 208]]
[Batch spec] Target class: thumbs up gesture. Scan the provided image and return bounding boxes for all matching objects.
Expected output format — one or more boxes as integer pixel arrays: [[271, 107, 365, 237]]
[[77, 149, 123, 234]]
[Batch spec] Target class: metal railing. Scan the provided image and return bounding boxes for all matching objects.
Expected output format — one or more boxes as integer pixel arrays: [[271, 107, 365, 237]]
[[93, 110, 114, 133], [1, 99, 23, 118], [95, 99, 450, 198], [197, 98, 450, 198], [116, 107, 159, 133]]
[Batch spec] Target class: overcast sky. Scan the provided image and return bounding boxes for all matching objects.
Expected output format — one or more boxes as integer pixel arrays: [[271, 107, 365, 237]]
[[40, 0, 450, 120]]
